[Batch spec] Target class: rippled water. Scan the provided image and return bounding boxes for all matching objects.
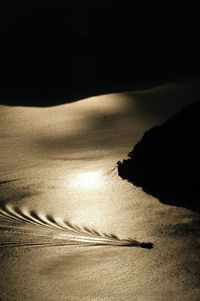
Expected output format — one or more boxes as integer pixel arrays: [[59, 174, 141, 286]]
[[1, 83, 200, 300], [0, 192, 146, 248]]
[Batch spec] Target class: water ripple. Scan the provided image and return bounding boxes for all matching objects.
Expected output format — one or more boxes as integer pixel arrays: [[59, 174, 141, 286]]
[[0, 203, 153, 249]]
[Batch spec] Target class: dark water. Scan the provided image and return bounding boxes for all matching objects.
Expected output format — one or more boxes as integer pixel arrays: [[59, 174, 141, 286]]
[[1, 83, 200, 300]]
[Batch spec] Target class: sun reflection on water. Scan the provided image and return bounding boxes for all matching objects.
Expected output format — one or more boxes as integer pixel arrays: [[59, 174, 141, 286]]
[[71, 171, 105, 189]]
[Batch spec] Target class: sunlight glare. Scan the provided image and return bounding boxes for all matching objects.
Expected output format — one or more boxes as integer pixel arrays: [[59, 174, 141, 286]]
[[72, 171, 104, 189]]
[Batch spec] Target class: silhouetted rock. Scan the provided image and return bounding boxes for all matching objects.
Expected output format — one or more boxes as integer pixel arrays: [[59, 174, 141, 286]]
[[118, 101, 200, 212]]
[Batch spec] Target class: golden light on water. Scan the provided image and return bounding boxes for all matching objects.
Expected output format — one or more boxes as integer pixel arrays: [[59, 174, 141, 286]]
[[71, 171, 104, 189]]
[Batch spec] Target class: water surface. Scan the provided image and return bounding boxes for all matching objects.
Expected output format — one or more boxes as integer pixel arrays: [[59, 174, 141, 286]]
[[1, 83, 200, 300]]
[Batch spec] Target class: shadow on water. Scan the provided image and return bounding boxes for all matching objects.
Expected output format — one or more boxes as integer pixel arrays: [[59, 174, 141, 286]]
[[118, 101, 200, 213]]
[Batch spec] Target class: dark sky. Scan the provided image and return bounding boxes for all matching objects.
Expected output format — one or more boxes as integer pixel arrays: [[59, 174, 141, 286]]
[[0, 2, 200, 105]]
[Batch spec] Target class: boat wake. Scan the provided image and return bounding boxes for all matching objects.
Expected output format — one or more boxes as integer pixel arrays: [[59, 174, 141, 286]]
[[0, 203, 153, 249]]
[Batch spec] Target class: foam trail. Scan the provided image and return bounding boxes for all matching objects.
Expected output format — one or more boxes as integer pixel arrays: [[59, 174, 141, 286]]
[[0, 204, 153, 249]]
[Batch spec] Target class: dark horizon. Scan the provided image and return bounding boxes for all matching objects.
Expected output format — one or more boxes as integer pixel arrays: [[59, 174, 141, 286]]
[[1, 3, 200, 105]]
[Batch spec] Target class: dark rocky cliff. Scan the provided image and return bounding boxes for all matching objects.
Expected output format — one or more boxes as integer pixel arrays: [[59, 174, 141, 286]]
[[118, 101, 200, 212]]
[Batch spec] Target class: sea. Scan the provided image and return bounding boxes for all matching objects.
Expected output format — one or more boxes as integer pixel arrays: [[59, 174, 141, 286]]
[[1, 82, 200, 300]]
